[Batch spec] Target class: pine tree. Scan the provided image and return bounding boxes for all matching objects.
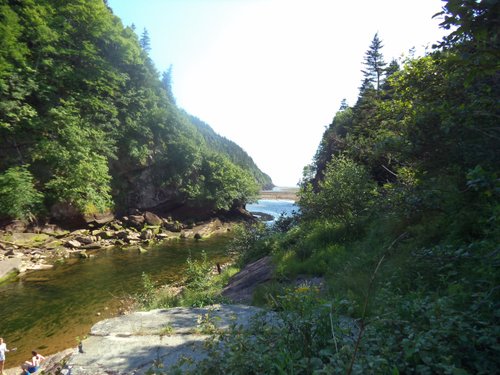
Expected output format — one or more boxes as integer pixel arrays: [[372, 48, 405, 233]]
[[140, 28, 151, 53], [162, 65, 175, 104], [361, 33, 386, 92]]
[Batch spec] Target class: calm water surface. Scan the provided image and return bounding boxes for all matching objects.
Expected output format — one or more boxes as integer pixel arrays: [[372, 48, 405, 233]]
[[0, 200, 297, 365], [0, 237, 231, 364]]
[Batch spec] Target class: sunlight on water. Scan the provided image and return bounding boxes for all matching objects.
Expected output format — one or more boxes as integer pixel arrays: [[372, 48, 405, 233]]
[[247, 199, 297, 223]]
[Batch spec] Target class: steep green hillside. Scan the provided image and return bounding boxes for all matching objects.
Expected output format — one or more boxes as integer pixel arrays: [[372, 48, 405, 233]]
[[0, 0, 269, 224], [189, 115, 273, 190]]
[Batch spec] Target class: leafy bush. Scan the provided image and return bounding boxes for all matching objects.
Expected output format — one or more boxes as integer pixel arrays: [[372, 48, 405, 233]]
[[0, 165, 43, 220], [299, 155, 377, 225]]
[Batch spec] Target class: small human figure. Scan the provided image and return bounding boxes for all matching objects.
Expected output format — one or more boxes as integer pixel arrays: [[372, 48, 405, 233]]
[[21, 351, 45, 374], [0, 337, 15, 375], [0, 337, 9, 375]]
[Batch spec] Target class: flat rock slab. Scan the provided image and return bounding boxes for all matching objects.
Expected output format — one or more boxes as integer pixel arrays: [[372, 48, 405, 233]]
[[67, 304, 265, 375]]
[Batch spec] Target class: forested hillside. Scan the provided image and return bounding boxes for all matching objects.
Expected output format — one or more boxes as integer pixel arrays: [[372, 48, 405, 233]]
[[189, 115, 273, 190], [194, 1, 500, 373], [0, 0, 269, 224]]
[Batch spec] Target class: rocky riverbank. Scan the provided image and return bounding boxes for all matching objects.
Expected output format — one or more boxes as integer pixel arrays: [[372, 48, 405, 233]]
[[3, 304, 271, 375], [0, 210, 251, 283]]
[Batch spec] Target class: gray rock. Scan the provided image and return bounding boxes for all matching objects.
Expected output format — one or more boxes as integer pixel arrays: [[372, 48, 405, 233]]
[[128, 215, 145, 229], [110, 222, 123, 231], [67, 305, 267, 375], [0, 257, 22, 280], [144, 211, 163, 226], [140, 229, 154, 240], [116, 230, 129, 239], [222, 256, 274, 303], [65, 239, 82, 248], [4, 220, 27, 233], [126, 232, 141, 242], [4, 248, 21, 257], [83, 212, 115, 225], [96, 230, 115, 240], [75, 235, 96, 245]]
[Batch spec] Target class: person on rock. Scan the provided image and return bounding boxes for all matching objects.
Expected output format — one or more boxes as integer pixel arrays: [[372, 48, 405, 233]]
[[0, 337, 10, 375], [21, 351, 45, 374]]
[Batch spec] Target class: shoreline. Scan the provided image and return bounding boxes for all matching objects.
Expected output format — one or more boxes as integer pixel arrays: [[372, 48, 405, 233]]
[[0, 217, 242, 370], [0, 210, 252, 285], [259, 188, 299, 202]]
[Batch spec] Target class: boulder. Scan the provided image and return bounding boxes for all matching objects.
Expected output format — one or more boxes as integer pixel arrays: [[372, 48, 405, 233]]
[[65, 240, 82, 248], [75, 235, 96, 245], [156, 233, 169, 240], [144, 211, 163, 226], [164, 221, 182, 232], [4, 220, 28, 233], [128, 215, 145, 229], [5, 248, 22, 257], [110, 222, 123, 231], [97, 231, 115, 240], [125, 232, 141, 242], [50, 202, 85, 228], [0, 257, 22, 280], [140, 229, 154, 240], [222, 256, 274, 303], [116, 230, 129, 240], [83, 212, 115, 226]]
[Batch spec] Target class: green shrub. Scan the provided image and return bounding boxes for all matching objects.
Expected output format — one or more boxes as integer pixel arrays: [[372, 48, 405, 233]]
[[299, 155, 377, 225], [0, 165, 43, 220]]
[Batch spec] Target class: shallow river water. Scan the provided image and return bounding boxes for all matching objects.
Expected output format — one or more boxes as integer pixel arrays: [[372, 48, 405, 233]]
[[0, 199, 296, 365], [0, 237, 231, 364]]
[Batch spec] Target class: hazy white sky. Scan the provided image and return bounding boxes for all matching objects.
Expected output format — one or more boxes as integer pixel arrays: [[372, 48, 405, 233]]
[[108, 0, 446, 186]]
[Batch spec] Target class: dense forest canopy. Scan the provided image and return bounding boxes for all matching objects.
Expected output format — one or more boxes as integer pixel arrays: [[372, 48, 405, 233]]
[[192, 1, 500, 373], [0, 0, 271, 224]]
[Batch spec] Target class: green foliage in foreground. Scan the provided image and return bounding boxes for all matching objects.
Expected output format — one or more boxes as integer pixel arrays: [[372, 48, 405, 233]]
[[178, 1, 500, 373]]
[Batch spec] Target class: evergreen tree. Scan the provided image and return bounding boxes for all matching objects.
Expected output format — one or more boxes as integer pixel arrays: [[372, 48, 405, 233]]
[[140, 28, 151, 53], [361, 33, 387, 92], [162, 65, 175, 104]]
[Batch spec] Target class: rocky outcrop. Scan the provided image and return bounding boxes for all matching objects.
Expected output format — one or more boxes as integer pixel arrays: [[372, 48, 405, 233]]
[[222, 256, 274, 303], [66, 305, 268, 375]]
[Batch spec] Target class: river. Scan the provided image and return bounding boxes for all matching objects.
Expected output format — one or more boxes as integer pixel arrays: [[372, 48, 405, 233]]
[[0, 199, 296, 366], [247, 199, 297, 223]]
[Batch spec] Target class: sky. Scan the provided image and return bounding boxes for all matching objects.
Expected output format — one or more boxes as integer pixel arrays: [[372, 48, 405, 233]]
[[107, 0, 447, 187]]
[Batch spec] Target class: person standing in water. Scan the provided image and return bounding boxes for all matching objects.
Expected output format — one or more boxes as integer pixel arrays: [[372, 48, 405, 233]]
[[21, 351, 45, 374]]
